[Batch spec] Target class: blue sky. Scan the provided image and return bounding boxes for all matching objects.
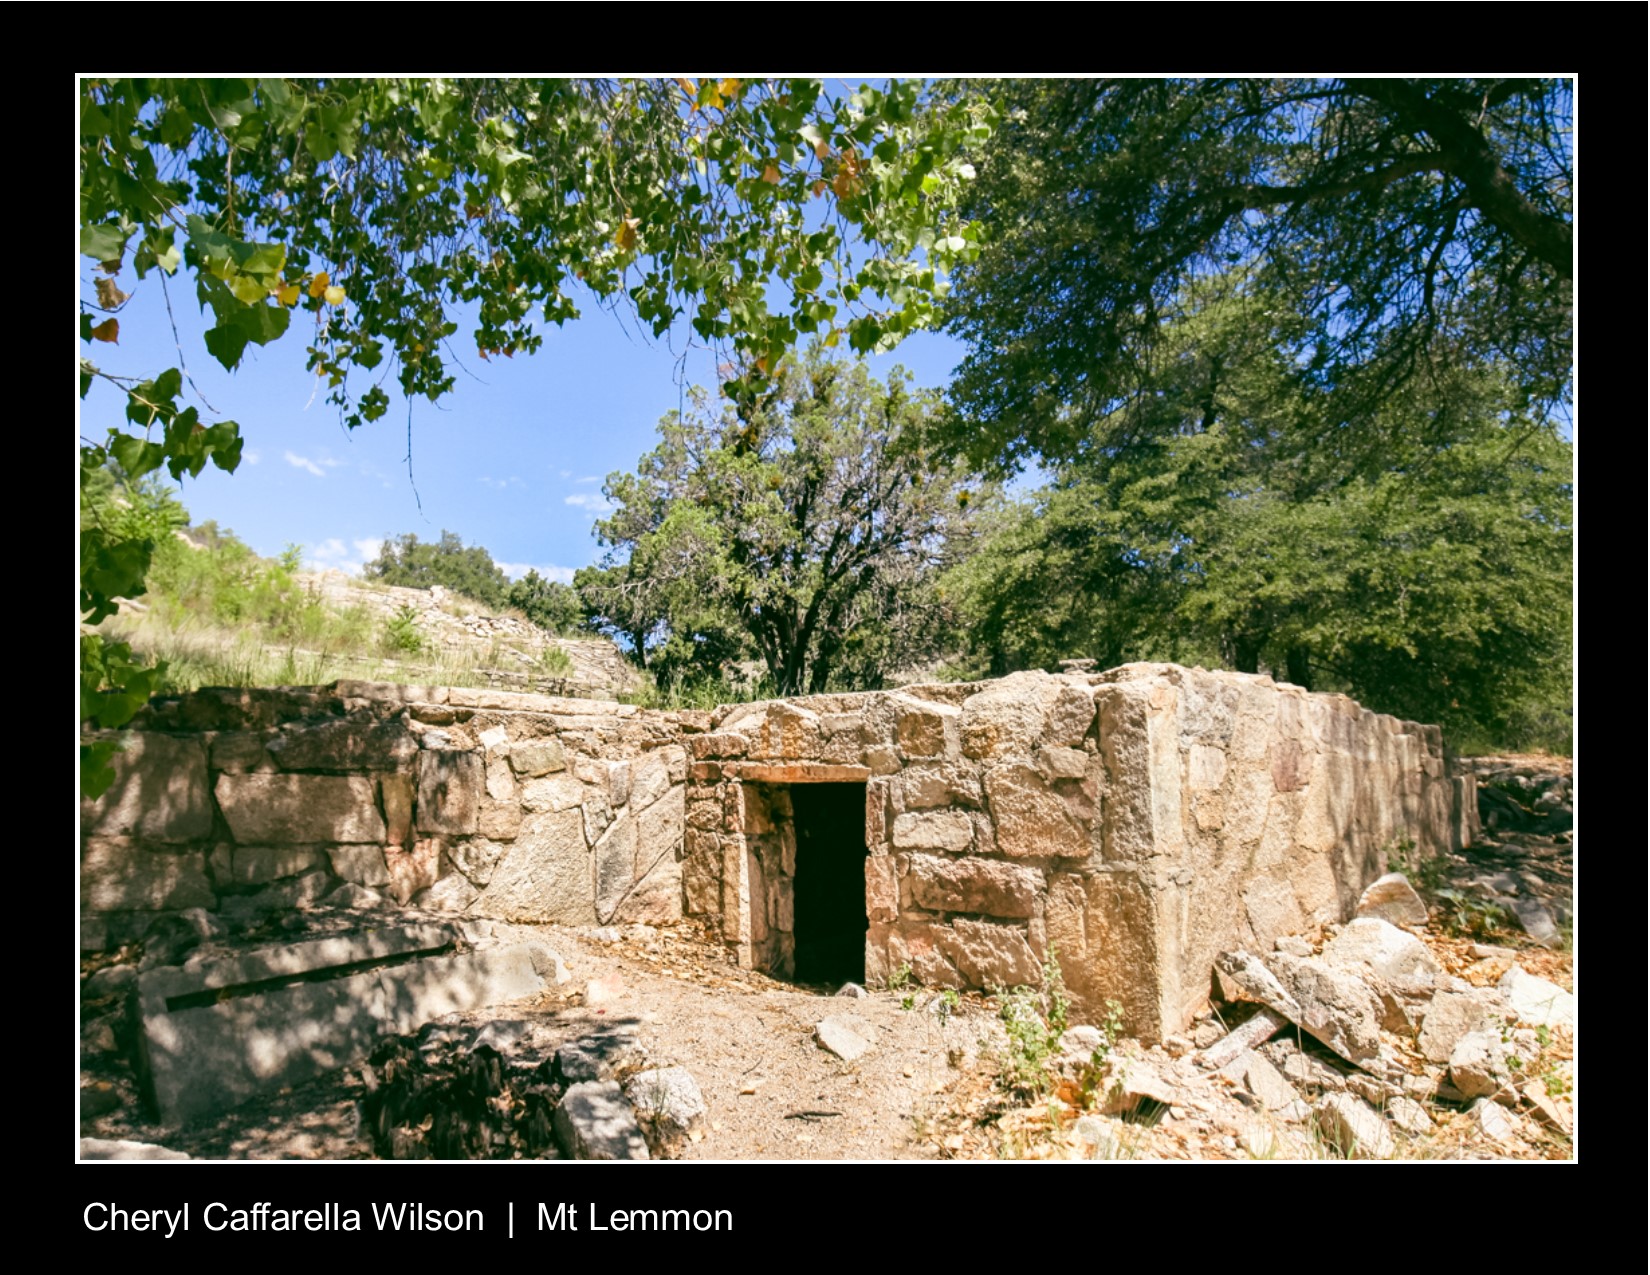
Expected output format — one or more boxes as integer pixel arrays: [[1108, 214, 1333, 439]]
[[82, 260, 970, 583]]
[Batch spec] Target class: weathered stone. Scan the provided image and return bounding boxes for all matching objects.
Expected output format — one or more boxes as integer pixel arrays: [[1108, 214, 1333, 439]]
[[1215, 950, 1301, 1019], [518, 772, 585, 815], [907, 855, 1042, 918], [1448, 1029, 1528, 1101], [1044, 684, 1098, 747], [380, 773, 415, 846], [629, 753, 672, 811], [1265, 953, 1385, 1066], [610, 788, 685, 924], [584, 975, 627, 1006], [138, 908, 223, 969], [865, 856, 898, 924], [935, 919, 1041, 988], [891, 695, 958, 759], [1097, 1054, 1180, 1115], [413, 873, 479, 912], [86, 963, 139, 998], [221, 845, 328, 887], [1321, 917, 1444, 990], [624, 1066, 707, 1156], [1036, 747, 1090, 781], [553, 1081, 650, 1160], [1238, 1051, 1301, 1112], [1518, 1081, 1573, 1135], [984, 763, 1086, 857], [483, 755, 516, 805], [555, 1029, 647, 1083], [137, 942, 543, 1124], [1198, 1007, 1289, 1070], [1187, 744, 1228, 791], [1314, 1093, 1395, 1160], [382, 839, 440, 905], [835, 982, 868, 998], [1468, 1096, 1520, 1145], [216, 773, 385, 843], [815, 1014, 876, 1062], [1498, 966, 1576, 1029], [210, 730, 275, 773], [1270, 740, 1307, 792], [328, 845, 390, 888], [1417, 988, 1504, 1063], [1386, 1095, 1434, 1137], [79, 1139, 190, 1161], [960, 672, 1071, 759], [416, 751, 482, 835], [81, 839, 215, 912], [471, 809, 593, 925], [891, 810, 974, 853], [82, 734, 213, 843], [326, 882, 385, 909], [1356, 872, 1430, 926], [451, 837, 506, 887], [507, 738, 566, 777], [266, 715, 417, 772]]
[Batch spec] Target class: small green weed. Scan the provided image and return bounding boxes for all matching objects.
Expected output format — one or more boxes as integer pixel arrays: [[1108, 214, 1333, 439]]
[[383, 604, 425, 656]]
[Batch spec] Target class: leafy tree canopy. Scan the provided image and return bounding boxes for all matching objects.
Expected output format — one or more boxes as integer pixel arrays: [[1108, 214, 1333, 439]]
[[506, 570, 586, 636], [946, 284, 1573, 748], [579, 350, 979, 697], [936, 78, 1573, 470], [364, 531, 511, 609]]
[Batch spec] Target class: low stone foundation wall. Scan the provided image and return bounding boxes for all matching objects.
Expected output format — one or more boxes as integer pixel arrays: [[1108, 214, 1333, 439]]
[[80, 681, 689, 949], [81, 666, 1475, 1043]]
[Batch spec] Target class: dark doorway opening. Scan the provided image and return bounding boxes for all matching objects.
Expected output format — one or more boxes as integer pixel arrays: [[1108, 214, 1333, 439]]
[[790, 783, 869, 986]]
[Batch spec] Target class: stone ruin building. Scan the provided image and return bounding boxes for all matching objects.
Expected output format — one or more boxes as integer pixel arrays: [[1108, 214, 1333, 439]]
[[80, 663, 1478, 1124]]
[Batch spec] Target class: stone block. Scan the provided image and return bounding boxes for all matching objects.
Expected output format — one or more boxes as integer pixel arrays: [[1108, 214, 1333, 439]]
[[266, 715, 417, 772], [385, 838, 442, 905], [215, 773, 386, 844], [81, 838, 216, 913], [1355, 872, 1430, 926], [624, 1067, 707, 1157], [906, 855, 1043, 918], [380, 773, 415, 845], [137, 940, 542, 1125], [935, 918, 1041, 988], [210, 731, 274, 773], [553, 1082, 650, 1160], [891, 696, 958, 759], [330, 845, 390, 888], [82, 733, 213, 843], [984, 763, 1086, 857], [471, 809, 594, 924], [509, 738, 567, 777], [891, 810, 974, 853], [416, 751, 482, 835], [221, 845, 328, 886]]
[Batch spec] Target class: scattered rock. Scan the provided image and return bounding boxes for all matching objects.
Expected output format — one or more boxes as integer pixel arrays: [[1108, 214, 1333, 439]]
[[1518, 1082, 1574, 1136], [815, 1014, 876, 1062], [470, 1020, 531, 1056], [1314, 1093, 1394, 1160], [589, 926, 623, 944], [1416, 988, 1504, 1063], [138, 908, 225, 970], [555, 1030, 646, 1083], [1265, 952, 1385, 1066], [1355, 873, 1430, 926], [326, 882, 385, 909], [1273, 935, 1314, 957], [1386, 1095, 1434, 1137], [835, 982, 868, 999], [1467, 1097, 1521, 1146], [1097, 1055, 1179, 1115], [80, 1138, 190, 1161], [1322, 917, 1444, 989], [1237, 1051, 1301, 1112], [1506, 898, 1561, 947], [1447, 1029, 1535, 1102], [85, 964, 138, 999], [552, 1081, 650, 1160], [1498, 966, 1576, 1030], [624, 1067, 707, 1157], [1073, 1115, 1126, 1158]]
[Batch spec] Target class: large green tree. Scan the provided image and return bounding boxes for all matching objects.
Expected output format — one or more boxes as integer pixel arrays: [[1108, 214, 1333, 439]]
[[936, 78, 1572, 470], [78, 76, 991, 791], [579, 352, 976, 696], [946, 287, 1573, 746]]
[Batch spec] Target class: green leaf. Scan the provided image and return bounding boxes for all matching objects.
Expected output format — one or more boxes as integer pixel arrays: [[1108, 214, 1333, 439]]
[[108, 432, 165, 481], [80, 223, 128, 261], [204, 322, 250, 369]]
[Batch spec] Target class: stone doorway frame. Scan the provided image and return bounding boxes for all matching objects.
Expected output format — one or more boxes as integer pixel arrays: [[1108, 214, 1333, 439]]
[[716, 764, 871, 975]]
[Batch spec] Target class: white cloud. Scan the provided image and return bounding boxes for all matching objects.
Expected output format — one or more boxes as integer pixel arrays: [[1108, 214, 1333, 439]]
[[494, 560, 576, 585], [558, 469, 572, 479], [576, 475, 601, 484], [478, 475, 524, 491], [284, 451, 326, 478], [565, 492, 615, 513], [303, 537, 384, 576], [242, 450, 261, 466]]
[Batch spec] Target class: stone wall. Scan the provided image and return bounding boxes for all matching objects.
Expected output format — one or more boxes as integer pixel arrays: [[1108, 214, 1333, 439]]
[[81, 665, 1475, 1043], [80, 680, 688, 949], [683, 664, 1474, 1041]]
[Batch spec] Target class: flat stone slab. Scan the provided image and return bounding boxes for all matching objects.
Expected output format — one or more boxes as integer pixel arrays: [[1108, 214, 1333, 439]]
[[815, 1014, 876, 1062], [553, 1082, 651, 1160], [80, 1138, 191, 1161], [1498, 966, 1576, 1030], [137, 940, 544, 1125]]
